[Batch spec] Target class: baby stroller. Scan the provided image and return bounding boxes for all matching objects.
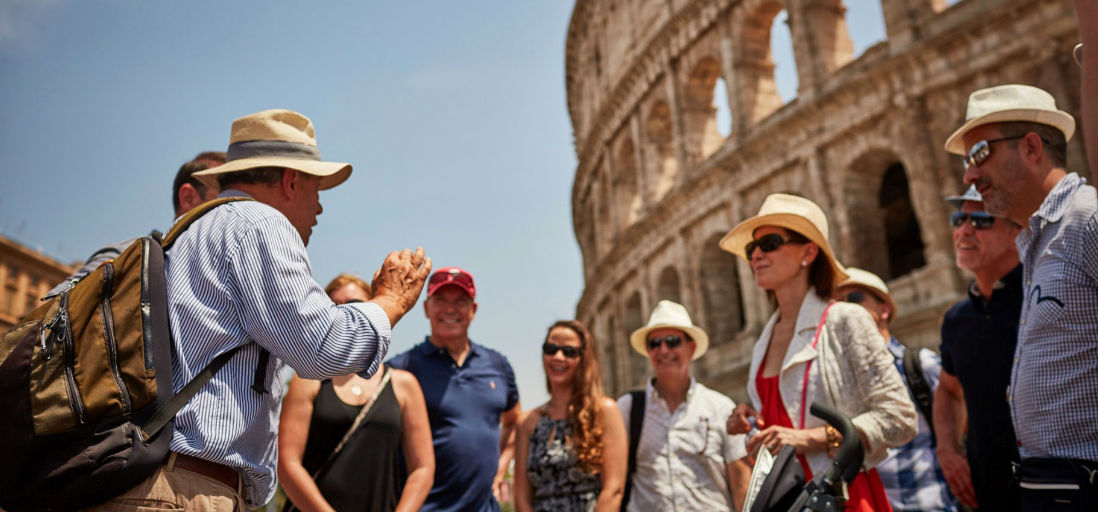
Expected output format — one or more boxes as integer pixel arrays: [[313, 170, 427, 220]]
[[749, 402, 866, 512]]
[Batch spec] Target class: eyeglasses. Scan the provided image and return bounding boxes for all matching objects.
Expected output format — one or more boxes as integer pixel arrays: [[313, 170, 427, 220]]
[[646, 335, 684, 350], [842, 290, 867, 304], [962, 135, 1028, 169], [542, 342, 583, 359], [744, 233, 803, 258], [950, 211, 996, 230]]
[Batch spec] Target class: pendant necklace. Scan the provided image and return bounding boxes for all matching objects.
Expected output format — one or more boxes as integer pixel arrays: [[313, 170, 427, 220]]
[[351, 385, 363, 397]]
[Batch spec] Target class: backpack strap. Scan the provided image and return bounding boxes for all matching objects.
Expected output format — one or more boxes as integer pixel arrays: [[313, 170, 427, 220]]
[[902, 347, 934, 437], [161, 197, 253, 250], [622, 389, 646, 511], [139, 345, 245, 440]]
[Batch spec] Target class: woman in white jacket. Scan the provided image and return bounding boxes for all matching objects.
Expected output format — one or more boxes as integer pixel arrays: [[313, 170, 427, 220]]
[[722, 194, 917, 511]]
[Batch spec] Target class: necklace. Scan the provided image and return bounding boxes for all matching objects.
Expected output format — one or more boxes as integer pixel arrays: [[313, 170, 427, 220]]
[[351, 385, 363, 397]]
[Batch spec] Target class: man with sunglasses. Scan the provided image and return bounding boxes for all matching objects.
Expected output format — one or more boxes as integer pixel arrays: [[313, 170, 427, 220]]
[[947, 84, 1098, 508], [834, 268, 957, 512], [934, 185, 1023, 511], [387, 267, 522, 512], [616, 300, 751, 512]]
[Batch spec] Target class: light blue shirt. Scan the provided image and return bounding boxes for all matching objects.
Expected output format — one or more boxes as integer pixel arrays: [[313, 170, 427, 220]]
[[1011, 173, 1098, 461], [165, 191, 391, 505]]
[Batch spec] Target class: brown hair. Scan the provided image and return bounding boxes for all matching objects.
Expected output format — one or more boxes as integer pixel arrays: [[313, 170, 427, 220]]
[[172, 151, 226, 213], [325, 274, 373, 299], [995, 121, 1067, 167], [543, 320, 605, 474]]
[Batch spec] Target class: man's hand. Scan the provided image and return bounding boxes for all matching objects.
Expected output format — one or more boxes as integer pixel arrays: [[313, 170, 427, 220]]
[[369, 247, 431, 327], [727, 403, 762, 435], [937, 446, 978, 508]]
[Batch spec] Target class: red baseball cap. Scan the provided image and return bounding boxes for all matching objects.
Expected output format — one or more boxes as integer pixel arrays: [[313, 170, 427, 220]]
[[427, 267, 476, 299]]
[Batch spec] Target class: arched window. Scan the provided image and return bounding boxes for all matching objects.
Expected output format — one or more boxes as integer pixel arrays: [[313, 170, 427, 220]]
[[657, 266, 682, 303], [740, 3, 799, 123], [714, 78, 732, 138], [770, 9, 798, 103], [614, 138, 642, 229], [682, 56, 727, 162], [646, 101, 677, 201], [699, 233, 745, 345], [879, 164, 926, 278], [843, 0, 887, 58]]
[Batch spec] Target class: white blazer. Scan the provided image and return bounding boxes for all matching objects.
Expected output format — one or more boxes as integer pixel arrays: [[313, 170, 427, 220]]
[[746, 291, 918, 476]]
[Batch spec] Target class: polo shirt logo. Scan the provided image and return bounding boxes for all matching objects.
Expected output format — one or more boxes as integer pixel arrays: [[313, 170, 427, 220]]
[[1029, 285, 1065, 308], [490, 380, 496, 390]]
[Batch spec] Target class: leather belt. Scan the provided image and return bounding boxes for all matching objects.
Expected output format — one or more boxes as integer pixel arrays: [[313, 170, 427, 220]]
[[171, 452, 240, 491]]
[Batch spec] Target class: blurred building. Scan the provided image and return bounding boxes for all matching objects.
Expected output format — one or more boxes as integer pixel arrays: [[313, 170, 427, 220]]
[[0, 234, 77, 331], [566, 0, 1087, 401]]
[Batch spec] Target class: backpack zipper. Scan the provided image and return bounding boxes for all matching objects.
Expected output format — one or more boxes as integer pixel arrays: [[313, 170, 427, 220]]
[[140, 238, 154, 370], [100, 263, 132, 414], [57, 293, 87, 424]]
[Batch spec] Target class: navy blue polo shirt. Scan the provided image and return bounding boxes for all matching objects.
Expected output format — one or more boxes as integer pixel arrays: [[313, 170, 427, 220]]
[[388, 338, 518, 512], [939, 264, 1022, 510]]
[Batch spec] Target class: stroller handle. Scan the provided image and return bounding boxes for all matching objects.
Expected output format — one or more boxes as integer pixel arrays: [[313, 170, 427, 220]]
[[808, 402, 864, 484]]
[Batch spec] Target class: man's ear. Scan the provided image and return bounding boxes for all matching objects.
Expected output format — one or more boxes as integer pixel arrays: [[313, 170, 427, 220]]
[[280, 168, 298, 200], [177, 183, 202, 214], [1020, 132, 1046, 165]]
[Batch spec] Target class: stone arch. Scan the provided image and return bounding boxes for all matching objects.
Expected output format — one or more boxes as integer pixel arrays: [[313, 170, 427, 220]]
[[614, 137, 642, 229], [657, 266, 682, 303], [844, 149, 927, 279], [698, 233, 745, 345], [738, 1, 794, 123], [682, 55, 726, 163], [646, 100, 678, 202]]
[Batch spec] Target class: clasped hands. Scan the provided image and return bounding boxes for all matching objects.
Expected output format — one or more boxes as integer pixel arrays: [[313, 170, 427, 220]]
[[726, 403, 830, 456]]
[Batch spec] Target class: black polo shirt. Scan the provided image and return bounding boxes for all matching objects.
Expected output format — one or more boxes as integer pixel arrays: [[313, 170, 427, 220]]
[[940, 264, 1023, 506]]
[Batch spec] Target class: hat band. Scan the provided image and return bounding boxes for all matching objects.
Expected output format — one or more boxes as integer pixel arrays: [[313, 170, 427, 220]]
[[226, 139, 322, 162]]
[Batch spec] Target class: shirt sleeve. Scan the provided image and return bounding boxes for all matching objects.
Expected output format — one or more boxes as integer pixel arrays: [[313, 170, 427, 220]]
[[616, 393, 632, 432], [502, 355, 519, 410], [225, 215, 391, 380], [939, 316, 956, 376]]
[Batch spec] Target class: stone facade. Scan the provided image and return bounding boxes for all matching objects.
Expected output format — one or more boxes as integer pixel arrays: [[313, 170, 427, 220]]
[[0, 234, 77, 332], [566, 0, 1088, 402]]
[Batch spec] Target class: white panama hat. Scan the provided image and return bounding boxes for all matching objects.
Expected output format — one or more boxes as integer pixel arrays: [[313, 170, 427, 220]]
[[836, 267, 897, 318], [629, 300, 709, 360]]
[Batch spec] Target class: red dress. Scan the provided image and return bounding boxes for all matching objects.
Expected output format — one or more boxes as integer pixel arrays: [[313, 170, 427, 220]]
[[756, 370, 892, 512]]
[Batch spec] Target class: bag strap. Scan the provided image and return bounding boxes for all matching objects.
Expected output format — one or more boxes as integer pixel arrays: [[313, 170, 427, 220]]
[[161, 197, 253, 249], [621, 389, 646, 511], [313, 367, 393, 480], [902, 347, 935, 437], [799, 302, 834, 429], [140, 344, 245, 440]]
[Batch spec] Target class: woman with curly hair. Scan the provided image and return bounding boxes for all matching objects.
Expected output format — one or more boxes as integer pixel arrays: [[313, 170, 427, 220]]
[[514, 320, 627, 512]]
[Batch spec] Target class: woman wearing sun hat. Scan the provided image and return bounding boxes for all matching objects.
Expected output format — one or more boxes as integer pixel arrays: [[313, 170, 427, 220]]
[[721, 193, 917, 511], [513, 320, 627, 512]]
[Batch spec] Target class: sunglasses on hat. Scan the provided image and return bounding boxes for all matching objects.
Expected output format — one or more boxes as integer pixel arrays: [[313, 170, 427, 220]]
[[646, 335, 684, 350], [744, 233, 804, 258], [542, 342, 582, 359], [950, 211, 996, 230]]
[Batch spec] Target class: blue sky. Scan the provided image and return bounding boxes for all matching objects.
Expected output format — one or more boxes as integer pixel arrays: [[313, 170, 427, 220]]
[[0, 2, 890, 408]]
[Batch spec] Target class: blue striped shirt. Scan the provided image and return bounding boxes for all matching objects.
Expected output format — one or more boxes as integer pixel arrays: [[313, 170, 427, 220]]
[[164, 191, 391, 505], [1011, 173, 1098, 461]]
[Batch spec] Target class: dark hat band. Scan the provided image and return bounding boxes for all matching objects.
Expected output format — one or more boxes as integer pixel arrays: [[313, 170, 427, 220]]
[[227, 139, 322, 162]]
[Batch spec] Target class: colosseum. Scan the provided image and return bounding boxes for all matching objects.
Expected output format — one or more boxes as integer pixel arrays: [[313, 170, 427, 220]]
[[566, 0, 1089, 402]]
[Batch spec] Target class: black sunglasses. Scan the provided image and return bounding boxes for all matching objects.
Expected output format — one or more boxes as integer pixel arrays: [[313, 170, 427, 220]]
[[843, 290, 867, 304], [950, 211, 996, 230], [542, 342, 582, 359], [744, 233, 803, 258], [646, 335, 684, 350]]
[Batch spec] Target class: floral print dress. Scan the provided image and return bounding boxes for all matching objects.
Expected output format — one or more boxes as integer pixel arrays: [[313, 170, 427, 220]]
[[526, 416, 601, 512]]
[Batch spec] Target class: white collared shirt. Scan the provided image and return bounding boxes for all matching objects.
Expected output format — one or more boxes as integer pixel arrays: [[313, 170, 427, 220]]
[[618, 378, 747, 512]]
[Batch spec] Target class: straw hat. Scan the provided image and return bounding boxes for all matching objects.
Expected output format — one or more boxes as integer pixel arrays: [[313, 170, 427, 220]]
[[945, 184, 983, 209], [719, 193, 848, 285], [836, 267, 897, 318], [194, 109, 352, 190], [629, 300, 709, 360], [944, 84, 1075, 155]]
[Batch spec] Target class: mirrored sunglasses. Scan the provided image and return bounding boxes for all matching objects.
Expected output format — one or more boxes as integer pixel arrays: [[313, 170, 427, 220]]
[[961, 135, 1027, 169], [646, 335, 684, 350], [950, 211, 996, 230], [542, 342, 582, 358], [744, 233, 802, 258]]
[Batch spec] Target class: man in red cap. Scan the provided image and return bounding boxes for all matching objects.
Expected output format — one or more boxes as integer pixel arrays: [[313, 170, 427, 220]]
[[388, 267, 522, 512]]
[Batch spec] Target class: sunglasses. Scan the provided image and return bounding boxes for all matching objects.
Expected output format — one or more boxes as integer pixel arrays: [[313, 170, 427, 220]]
[[744, 233, 803, 258], [843, 290, 867, 304], [429, 270, 474, 288], [950, 211, 996, 230], [646, 335, 684, 350], [542, 342, 583, 359], [961, 135, 1043, 169]]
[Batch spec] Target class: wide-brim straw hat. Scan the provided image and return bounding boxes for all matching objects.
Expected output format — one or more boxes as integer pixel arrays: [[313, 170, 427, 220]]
[[836, 267, 897, 318], [944, 84, 1075, 155], [194, 109, 352, 190], [629, 300, 709, 360], [719, 193, 848, 286]]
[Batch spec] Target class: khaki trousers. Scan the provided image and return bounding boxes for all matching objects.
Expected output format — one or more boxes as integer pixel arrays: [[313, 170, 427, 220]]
[[84, 453, 247, 511]]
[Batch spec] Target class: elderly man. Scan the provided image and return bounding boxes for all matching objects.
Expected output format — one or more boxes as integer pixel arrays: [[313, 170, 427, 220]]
[[933, 185, 1022, 511], [835, 268, 956, 512], [948, 84, 1098, 507], [388, 267, 522, 512], [90, 109, 432, 510], [617, 300, 750, 512]]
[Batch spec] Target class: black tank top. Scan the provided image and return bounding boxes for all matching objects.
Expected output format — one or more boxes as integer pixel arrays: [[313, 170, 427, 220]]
[[286, 372, 402, 511]]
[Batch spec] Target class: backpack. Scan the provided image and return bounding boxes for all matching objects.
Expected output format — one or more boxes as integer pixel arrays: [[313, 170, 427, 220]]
[[0, 197, 251, 511]]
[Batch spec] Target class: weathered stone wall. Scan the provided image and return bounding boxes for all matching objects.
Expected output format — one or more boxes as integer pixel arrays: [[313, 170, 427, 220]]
[[566, 0, 1087, 402]]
